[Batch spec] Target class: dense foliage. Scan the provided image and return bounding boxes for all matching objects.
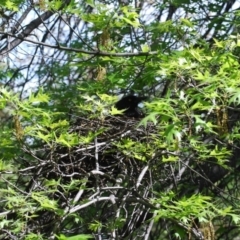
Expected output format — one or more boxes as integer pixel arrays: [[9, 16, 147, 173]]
[[1, 0, 240, 239]]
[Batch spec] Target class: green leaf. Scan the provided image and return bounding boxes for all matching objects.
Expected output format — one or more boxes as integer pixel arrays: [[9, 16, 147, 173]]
[[36, 131, 52, 143], [180, 18, 193, 27], [110, 106, 125, 115], [138, 112, 158, 127], [28, 89, 49, 105], [55, 133, 79, 147], [56, 234, 94, 240], [165, 124, 179, 143], [121, 17, 140, 28], [88, 221, 102, 232], [141, 44, 150, 52], [97, 94, 117, 103], [229, 89, 240, 104], [5, 0, 18, 11], [162, 155, 178, 162], [31, 192, 58, 211]]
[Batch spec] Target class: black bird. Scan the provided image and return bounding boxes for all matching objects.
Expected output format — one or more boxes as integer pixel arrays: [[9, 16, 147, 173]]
[[115, 95, 146, 118]]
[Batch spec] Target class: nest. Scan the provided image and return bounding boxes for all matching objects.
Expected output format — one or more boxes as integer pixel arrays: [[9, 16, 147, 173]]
[[17, 114, 158, 238]]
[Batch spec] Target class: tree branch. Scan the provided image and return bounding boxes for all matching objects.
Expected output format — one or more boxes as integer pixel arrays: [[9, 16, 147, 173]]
[[0, 31, 158, 57]]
